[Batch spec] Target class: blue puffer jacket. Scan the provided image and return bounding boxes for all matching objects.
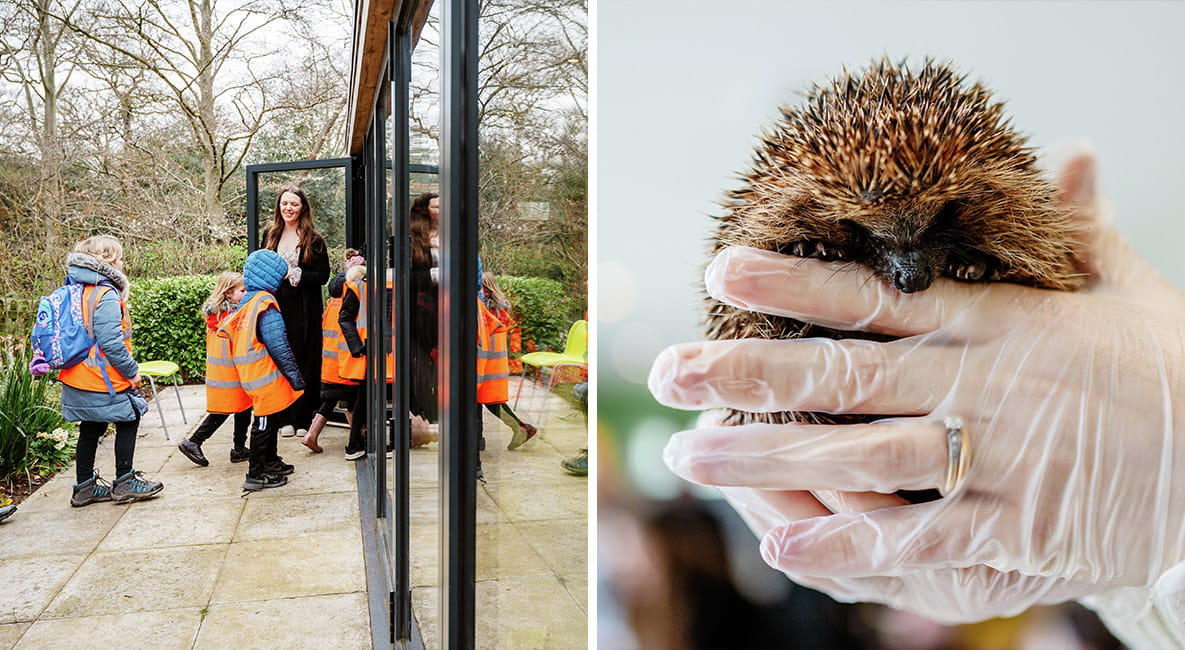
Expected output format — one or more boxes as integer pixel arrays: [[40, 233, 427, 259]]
[[241, 250, 304, 391], [59, 253, 141, 423]]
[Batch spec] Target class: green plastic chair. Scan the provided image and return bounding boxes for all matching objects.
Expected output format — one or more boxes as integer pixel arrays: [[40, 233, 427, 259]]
[[138, 360, 188, 440], [514, 320, 587, 407]]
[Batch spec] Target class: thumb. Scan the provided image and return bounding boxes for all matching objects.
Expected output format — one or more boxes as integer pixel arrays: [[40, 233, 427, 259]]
[[1053, 147, 1168, 295]]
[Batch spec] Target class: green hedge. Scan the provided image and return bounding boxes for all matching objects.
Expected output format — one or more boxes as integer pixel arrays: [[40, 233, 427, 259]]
[[129, 275, 216, 381], [498, 275, 582, 354]]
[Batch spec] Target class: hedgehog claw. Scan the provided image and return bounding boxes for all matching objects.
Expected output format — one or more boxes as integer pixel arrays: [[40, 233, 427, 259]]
[[787, 239, 847, 261], [949, 262, 995, 282]]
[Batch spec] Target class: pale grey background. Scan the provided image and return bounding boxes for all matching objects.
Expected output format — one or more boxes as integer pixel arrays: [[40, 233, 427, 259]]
[[598, 0, 1185, 395]]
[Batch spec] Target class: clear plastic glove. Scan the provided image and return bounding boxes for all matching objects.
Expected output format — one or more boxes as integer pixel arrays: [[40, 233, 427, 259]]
[[648, 152, 1185, 642]]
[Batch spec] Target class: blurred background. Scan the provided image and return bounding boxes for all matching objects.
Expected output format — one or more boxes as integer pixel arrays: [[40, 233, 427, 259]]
[[596, 1, 1185, 648]]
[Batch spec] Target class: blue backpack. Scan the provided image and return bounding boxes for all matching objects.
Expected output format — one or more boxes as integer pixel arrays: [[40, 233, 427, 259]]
[[29, 277, 114, 377]]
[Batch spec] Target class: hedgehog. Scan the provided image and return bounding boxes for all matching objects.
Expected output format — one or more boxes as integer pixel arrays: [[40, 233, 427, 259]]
[[707, 58, 1082, 428]]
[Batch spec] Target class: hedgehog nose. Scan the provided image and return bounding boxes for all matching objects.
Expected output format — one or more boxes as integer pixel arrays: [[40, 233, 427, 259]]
[[888, 252, 934, 293]]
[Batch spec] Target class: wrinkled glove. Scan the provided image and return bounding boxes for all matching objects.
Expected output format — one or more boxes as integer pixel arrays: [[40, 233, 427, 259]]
[[649, 152, 1185, 645]]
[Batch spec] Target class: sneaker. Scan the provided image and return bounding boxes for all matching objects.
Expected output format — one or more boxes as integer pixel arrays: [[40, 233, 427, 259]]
[[263, 460, 294, 476], [230, 447, 251, 463], [0, 504, 16, 523], [561, 449, 588, 476], [507, 426, 526, 451], [111, 471, 164, 503], [178, 439, 209, 467], [71, 473, 114, 507], [243, 473, 288, 491], [279, 425, 297, 438], [344, 449, 366, 461], [296, 428, 308, 438]]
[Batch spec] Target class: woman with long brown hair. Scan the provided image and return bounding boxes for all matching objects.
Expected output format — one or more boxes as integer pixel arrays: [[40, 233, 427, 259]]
[[261, 185, 331, 438], [409, 191, 439, 423]]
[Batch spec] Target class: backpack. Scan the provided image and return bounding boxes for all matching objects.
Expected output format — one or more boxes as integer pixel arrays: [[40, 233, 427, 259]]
[[29, 277, 114, 377]]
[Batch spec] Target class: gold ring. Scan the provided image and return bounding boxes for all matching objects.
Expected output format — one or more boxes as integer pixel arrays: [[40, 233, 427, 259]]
[[940, 415, 972, 497]]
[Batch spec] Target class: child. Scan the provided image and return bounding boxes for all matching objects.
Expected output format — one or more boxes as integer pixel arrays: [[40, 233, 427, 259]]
[[61, 235, 164, 506], [336, 261, 383, 460], [220, 249, 306, 491], [301, 253, 363, 453], [480, 272, 537, 450], [177, 271, 252, 466]]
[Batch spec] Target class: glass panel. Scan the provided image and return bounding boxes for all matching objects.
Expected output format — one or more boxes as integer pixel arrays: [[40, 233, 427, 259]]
[[251, 167, 350, 255]]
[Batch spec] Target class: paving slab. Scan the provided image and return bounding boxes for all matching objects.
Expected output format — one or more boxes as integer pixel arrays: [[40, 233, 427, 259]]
[[210, 531, 365, 603], [194, 592, 371, 650], [475, 522, 553, 582], [14, 608, 202, 649], [561, 572, 588, 613], [235, 490, 360, 541], [515, 518, 588, 577], [484, 480, 588, 522], [42, 544, 225, 619], [0, 506, 124, 560], [0, 555, 87, 624], [474, 575, 587, 649], [97, 498, 244, 552], [0, 623, 29, 649]]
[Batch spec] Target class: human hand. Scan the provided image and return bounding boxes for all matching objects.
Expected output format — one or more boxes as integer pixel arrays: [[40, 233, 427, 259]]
[[649, 152, 1185, 626], [130, 373, 142, 388]]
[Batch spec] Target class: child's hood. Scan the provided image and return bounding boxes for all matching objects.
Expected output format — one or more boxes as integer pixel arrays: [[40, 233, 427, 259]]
[[327, 272, 346, 299], [65, 252, 129, 294], [242, 249, 287, 293]]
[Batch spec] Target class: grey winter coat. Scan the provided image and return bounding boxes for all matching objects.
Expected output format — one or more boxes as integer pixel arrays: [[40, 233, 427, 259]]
[[59, 252, 142, 423]]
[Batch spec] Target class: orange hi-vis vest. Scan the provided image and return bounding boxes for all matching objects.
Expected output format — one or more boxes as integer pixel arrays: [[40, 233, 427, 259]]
[[217, 292, 303, 417], [477, 298, 509, 404], [321, 294, 358, 386], [58, 284, 133, 395], [338, 279, 394, 382], [205, 311, 252, 414]]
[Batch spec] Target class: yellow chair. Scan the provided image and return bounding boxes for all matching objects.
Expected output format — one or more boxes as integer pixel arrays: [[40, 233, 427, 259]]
[[514, 320, 587, 407], [138, 360, 188, 440]]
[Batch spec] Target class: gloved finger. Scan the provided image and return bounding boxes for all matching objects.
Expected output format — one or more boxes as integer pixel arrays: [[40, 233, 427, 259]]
[[648, 337, 955, 414], [813, 489, 910, 514], [718, 486, 835, 535], [664, 420, 947, 493], [705, 245, 1013, 337], [760, 500, 1010, 578]]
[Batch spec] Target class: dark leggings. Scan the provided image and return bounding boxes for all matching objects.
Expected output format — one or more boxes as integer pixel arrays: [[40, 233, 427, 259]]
[[189, 409, 251, 448], [346, 382, 368, 454], [318, 383, 358, 419], [484, 402, 524, 427], [75, 418, 140, 483]]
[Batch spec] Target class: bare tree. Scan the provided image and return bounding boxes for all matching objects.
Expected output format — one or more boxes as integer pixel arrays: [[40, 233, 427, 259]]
[[58, 0, 340, 233], [0, 0, 87, 247]]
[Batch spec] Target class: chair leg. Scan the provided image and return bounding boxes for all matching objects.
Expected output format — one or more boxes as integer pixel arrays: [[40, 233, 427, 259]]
[[146, 375, 170, 441], [170, 373, 187, 424], [512, 371, 527, 409]]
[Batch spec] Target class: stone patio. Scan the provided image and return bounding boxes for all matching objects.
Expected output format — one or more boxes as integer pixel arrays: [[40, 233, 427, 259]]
[[0, 376, 588, 649]]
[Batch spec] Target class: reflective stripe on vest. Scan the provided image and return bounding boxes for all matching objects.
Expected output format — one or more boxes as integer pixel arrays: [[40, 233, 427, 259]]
[[58, 284, 132, 395], [217, 292, 302, 416], [321, 295, 358, 386], [205, 311, 251, 413], [477, 298, 509, 404], [338, 279, 394, 382]]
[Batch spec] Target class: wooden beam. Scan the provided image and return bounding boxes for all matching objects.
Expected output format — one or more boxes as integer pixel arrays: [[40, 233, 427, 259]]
[[347, 0, 434, 156]]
